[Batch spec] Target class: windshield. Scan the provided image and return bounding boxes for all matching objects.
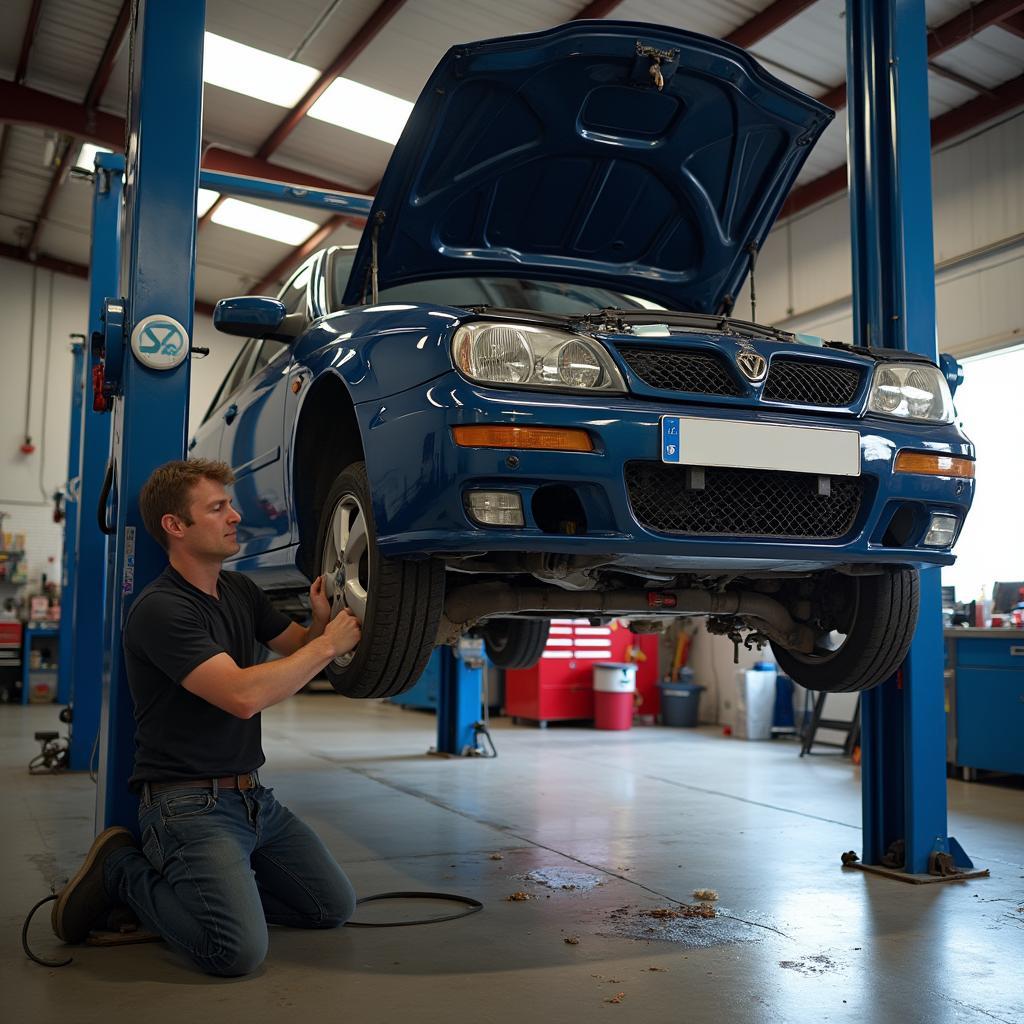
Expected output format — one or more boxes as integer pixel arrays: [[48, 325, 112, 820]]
[[329, 248, 663, 316]]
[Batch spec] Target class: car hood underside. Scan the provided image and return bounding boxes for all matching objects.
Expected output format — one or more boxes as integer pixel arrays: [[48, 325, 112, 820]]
[[343, 20, 833, 315]]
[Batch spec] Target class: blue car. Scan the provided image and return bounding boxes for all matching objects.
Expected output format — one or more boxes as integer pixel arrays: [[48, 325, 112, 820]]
[[193, 21, 974, 699]]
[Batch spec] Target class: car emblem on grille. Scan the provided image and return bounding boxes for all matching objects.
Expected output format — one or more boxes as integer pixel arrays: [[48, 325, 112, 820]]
[[736, 350, 768, 382]]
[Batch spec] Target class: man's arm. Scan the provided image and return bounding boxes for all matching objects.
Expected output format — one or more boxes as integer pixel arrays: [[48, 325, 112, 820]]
[[182, 610, 360, 718]]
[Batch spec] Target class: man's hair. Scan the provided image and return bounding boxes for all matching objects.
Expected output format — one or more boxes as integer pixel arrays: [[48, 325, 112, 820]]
[[138, 458, 235, 550]]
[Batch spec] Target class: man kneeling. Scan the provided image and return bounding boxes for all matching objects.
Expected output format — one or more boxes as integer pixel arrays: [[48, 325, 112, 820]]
[[52, 459, 361, 976]]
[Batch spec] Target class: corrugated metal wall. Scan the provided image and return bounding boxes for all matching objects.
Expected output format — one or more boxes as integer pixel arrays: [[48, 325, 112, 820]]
[[743, 113, 1024, 359]]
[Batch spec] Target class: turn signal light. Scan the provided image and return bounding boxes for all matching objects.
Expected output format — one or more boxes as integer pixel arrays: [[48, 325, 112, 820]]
[[452, 425, 594, 452], [893, 452, 975, 478]]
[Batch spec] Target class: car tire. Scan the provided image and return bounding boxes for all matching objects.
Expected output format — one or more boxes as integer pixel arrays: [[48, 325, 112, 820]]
[[771, 568, 920, 693], [481, 618, 550, 669], [315, 462, 444, 698]]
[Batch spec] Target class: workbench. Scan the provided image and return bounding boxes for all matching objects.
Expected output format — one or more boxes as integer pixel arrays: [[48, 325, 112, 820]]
[[944, 628, 1024, 778]]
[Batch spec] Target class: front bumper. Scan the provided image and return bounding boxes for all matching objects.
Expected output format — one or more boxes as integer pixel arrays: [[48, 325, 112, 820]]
[[360, 373, 974, 572]]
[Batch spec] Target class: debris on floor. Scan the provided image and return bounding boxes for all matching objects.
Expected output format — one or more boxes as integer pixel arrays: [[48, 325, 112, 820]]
[[506, 891, 533, 902], [692, 888, 719, 901], [564, 935, 580, 944], [602, 902, 762, 948], [604, 992, 626, 1004], [778, 954, 840, 975], [645, 966, 669, 972], [522, 867, 603, 891], [489, 853, 504, 860], [645, 903, 717, 920]]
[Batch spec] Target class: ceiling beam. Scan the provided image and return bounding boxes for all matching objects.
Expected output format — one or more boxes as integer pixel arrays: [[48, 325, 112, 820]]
[[258, 0, 408, 160], [24, 3, 131, 255], [14, 0, 45, 83], [84, 0, 130, 110], [0, 242, 216, 315], [0, 82, 370, 201], [572, 0, 623, 17], [723, 0, 820, 49], [999, 12, 1024, 37], [0, 0, 46, 200], [780, 73, 1024, 219]]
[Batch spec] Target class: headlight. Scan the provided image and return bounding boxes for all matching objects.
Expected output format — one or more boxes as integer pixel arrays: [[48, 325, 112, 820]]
[[452, 322, 626, 393], [867, 362, 953, 423]]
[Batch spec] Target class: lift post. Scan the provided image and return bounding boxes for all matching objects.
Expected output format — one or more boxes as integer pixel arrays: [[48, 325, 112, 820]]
[[847, 0, 977, 878], [96, 0, 205, 829], [435, 640, 487, 756], [66, 152, 122, 772], [56, 337, 85, 706]]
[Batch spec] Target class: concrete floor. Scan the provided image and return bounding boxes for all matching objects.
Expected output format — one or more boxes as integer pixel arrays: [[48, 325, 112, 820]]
[[3, 697, 1022, 1024]]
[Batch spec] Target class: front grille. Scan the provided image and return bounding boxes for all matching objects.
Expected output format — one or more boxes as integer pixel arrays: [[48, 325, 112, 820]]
[[625, 462, 863, 539], [617, 346, 742, 396], [763, 358, 863, 406]]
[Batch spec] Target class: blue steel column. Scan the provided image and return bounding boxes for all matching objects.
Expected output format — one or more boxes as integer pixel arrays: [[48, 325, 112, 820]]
[[97, 0, 205, 829], [436, 650, 482, 755], [57, 339, 84, 705], [67, 154, 122, 772], [848, 0, 968, 873]]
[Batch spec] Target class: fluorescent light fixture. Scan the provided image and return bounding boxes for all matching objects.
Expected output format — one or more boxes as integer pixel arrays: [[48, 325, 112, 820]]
[[75, 142, 112, 171], [202, 32, 319, 107], [196, 189, 220, 217], [308, 78, 413, 145], [211, 197, 318, 245]]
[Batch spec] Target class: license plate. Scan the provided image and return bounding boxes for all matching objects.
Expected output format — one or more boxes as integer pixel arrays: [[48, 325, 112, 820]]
[[661, 416, 860, 476]]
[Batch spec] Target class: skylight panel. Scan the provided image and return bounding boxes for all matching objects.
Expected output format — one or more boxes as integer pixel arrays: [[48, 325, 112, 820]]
[[307, 78, 413, 145], [203, 32, 319, 107], [210, 198, 318, 245], [196, 189, 220, 217]]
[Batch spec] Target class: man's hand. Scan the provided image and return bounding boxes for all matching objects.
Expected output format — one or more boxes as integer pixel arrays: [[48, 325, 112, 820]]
[[309, 575, 332, 630], [323, 608, 361, 659]]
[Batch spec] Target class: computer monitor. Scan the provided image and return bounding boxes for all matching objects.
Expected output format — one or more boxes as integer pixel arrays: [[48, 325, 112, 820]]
[[991, 582, 1024, 614]]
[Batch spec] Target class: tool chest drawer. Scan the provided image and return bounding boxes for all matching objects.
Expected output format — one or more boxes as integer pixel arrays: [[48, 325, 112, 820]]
[[955, 637, 1024, 669]]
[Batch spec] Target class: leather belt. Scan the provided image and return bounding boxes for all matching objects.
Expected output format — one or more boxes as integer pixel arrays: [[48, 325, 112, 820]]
[[147, 772, 259, 795]]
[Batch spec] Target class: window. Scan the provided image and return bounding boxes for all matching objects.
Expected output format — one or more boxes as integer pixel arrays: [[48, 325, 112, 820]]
[[250, 337, 291, 377], [203, 337, 260, 422], [327, 245, 659, 314], [941, 345, 1024, 604], [279, 262, 313, 319]]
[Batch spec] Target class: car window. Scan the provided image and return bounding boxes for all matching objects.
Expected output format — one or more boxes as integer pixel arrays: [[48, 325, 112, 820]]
[[279, 262, 313, 320], [327, 247, 658, 314], [250, 338, 291, 377], [202, 338, 259, 422]]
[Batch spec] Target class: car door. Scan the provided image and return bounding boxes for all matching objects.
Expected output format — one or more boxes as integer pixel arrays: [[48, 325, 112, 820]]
[[219, 336, 293, 560], [219, 264, 313, 560]]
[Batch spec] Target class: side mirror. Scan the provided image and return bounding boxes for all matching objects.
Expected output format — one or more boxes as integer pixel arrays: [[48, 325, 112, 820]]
[[214, 296, 287, 338], [939, 353, 963, 397]]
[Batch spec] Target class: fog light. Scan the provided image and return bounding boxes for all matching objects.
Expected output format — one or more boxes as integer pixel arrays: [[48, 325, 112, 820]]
[[923, 513, 958, 547], [465, 490, 524, 527]]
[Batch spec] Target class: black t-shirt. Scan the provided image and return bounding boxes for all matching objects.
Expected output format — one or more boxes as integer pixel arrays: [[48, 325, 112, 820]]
[[123, 565, 292, 789]]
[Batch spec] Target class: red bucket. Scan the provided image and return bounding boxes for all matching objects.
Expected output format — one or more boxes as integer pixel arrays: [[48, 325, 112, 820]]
[[593, 663, 637, 730]]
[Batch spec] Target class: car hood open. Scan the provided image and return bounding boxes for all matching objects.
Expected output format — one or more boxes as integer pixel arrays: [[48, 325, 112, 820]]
[[342, 20, 833, 315]]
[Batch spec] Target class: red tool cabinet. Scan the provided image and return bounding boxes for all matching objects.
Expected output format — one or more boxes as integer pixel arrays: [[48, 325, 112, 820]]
[[504, 619, 659, 725]]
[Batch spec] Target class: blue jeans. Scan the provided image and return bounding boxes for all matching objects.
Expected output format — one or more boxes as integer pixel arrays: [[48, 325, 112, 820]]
[[104, 780, 355, 976]]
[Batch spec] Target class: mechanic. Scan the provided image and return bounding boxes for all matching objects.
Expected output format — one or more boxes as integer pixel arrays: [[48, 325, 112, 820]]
[[51, 458, 362, 976]]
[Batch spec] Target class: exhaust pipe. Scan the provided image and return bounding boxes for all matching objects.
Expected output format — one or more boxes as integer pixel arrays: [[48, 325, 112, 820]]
[[444, 582, 816, 653]]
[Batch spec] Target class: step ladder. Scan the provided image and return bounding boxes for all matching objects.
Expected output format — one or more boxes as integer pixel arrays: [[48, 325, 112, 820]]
[[800, 692, 861, 758]]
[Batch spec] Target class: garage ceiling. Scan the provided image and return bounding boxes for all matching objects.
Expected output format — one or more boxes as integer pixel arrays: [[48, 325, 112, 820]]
[[1, 0, 1022, 311]]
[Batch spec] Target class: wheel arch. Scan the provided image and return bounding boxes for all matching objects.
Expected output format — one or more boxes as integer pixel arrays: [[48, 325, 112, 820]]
[[292, 371, 365, 579]]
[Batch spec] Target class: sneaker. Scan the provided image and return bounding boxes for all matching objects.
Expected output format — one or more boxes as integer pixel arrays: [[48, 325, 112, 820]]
[[51, 827, 138, 943]]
